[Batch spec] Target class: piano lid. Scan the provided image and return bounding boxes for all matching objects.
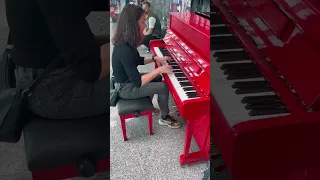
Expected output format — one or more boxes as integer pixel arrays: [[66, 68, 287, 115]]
[[217, 0, 320, 110], [168, 12, 210, 62]]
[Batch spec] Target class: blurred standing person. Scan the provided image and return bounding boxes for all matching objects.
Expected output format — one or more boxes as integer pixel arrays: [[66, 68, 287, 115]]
[[141, 2, 161, 53]]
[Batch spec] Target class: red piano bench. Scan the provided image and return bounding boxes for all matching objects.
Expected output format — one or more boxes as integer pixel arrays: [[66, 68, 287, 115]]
[[117, 97, 154, 141], [23, 113, 109, 180]]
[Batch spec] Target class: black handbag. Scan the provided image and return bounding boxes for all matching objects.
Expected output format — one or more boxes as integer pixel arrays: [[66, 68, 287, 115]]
[[110, 76, 129, 107], [0, 34, 62, 143]]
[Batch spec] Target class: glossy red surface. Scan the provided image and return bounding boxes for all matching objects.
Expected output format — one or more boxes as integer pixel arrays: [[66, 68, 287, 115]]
[[226, 0, 320, 109], [169, 12, 211, 62], [120, 110, 153, 141], [150, 12, 210, 166], [211, 0, 320, 179]]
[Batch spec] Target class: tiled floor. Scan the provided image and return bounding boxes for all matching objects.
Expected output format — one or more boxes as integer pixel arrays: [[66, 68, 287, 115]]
[[110, 22, 206, 180]]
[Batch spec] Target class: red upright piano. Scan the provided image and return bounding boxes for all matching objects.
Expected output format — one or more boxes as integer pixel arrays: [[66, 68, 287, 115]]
[[150, 12, 211, 166]]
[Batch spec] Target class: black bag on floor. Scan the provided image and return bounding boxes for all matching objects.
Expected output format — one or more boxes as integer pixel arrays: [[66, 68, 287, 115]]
[[110, 76, 129, 107], [0, 33, 61, 143]]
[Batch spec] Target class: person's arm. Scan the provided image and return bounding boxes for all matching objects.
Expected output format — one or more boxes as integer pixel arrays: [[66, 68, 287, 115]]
[[120, 46, 161, 87], [143, 56, 162, 64], [36, 0, 108, 82], [141, 69, 160, 86], [144, 17, 156, 35]]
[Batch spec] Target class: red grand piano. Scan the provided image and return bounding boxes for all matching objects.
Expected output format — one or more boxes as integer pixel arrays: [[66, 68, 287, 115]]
[[211, 0, 320, 180], [150, 12, 211, 166]]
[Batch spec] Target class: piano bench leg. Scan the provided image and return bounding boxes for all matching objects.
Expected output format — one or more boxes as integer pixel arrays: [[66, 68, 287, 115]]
[[120, 115, 128, 141], [147, 110, 153, 135], [180, 151, 209, 166], [119, 110, 153, 141]]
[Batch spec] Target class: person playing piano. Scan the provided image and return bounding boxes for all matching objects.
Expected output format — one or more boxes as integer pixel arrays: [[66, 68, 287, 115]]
[[141, 2, 162, 53], [112, 4, 182, 129]]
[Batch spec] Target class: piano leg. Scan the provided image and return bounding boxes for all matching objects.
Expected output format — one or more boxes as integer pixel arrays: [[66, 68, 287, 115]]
[[180, 120, 209, 166]]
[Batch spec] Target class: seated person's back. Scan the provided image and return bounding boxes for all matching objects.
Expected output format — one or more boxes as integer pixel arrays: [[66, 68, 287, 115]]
[[5, 0, 111, 119]]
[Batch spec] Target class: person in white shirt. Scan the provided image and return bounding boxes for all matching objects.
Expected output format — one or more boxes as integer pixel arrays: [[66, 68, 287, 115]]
[[141, 2, 162, 52]]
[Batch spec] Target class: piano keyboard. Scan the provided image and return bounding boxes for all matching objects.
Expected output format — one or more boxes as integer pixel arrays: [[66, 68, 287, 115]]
[[210, 7, 290, 126], [154, 47, 201, 101]]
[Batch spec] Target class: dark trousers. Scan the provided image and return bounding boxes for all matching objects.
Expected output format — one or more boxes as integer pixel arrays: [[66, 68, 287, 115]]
[[15, 66, 109, 119], [141, 35, 159, 50], [116, 73, 169, 117]]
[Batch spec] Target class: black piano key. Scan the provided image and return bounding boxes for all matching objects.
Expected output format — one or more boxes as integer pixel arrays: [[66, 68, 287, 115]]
[[183, 87, 196, 91], [180, 81, 192, 87], [249, 108, 288, 116], [223, 68, 260, 75], [211, 36, 239, 44], [174, 73, 186, 77], [171, 65, 180, 69], [211, 36, 241, 50], [221, 63, 256, 70], [210, 13, 224, 24], [215, 51, 250, 62], [195, 12, 210, 20], [232, 81, 269, 88], [186, 92, 200, 98], [170, 64, 178, 67], [226, 72, 262, 80], [177, 77, 188, 81], [235, 87, 273, 94], [245, 101, 285, 110], [211, 26, 230, 35], [241, 95, 280, 104]]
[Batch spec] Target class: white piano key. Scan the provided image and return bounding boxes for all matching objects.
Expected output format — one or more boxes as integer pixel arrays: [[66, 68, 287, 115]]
[[211, 50, 289, 127], [154, 47, 201, 101]]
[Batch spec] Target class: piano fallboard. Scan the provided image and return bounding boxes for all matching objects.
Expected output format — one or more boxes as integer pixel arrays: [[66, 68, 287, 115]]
[[169, 12, 210, 62]]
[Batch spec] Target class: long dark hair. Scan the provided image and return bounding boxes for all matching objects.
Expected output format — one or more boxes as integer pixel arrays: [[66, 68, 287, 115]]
[[112, 4, 145, 49]]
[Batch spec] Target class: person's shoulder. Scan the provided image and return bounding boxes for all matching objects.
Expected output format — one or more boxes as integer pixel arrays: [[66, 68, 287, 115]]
[[114, 41, 130, 50], [114, 42, 134, 55], [149, 17, 156, 21]]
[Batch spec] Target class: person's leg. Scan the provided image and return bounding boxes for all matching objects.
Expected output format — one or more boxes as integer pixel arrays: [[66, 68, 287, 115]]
[[139, 73, 162, 115], [141, 35, 158, 51], [21, 67, 110, 119], [119, 82, 181, 128], [139, 73, 162, 82]]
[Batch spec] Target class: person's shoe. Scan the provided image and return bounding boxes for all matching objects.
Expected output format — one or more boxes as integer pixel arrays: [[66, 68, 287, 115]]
[[159, 115, 181, 129], [152, 108, 160, 116], [146, 49, 151, 53]]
